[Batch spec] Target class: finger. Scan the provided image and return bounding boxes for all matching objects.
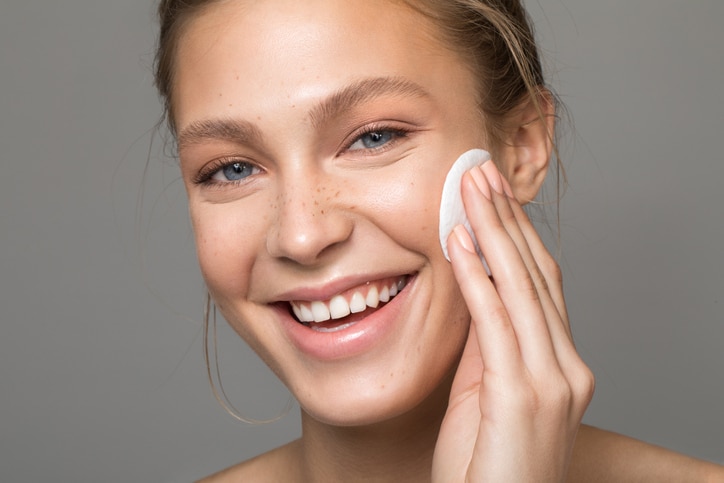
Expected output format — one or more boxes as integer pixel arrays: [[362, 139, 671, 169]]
[[453, 218, 593, 417], [480, 167, 575, 360], [502, 177, 571, 337], [476, 166, 571, 346], [460, 169, 557, 371], [448, 225, 524, 380], [499, 177, 593, 398], [447, 322, 483, 402], [474, 164, 582, 377]]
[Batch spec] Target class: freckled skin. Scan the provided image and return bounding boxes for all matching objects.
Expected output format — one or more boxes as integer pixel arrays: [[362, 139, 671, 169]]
[[175, 0, 487, 432]]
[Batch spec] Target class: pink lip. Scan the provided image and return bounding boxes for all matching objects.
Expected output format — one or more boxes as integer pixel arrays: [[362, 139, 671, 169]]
[[274, 273, 416, 361]]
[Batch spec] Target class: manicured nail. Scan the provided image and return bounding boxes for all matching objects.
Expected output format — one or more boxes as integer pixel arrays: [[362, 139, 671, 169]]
[[481, 160, 504, 194], [501, 176, 515, 198], [453, 225, 476, 254], [468, 166, 491, 200]]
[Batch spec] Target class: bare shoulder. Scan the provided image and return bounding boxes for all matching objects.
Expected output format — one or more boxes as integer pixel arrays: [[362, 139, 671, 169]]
[[569, 424, 724, 482], [197, 440, 302, 483]]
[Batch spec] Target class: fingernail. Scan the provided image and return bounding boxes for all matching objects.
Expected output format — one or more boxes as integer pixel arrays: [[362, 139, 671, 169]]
[[453, 225, 476, 254], [501, 176, 515, 198], [481, 160, 504, 195], [468, 166, 491, 200]]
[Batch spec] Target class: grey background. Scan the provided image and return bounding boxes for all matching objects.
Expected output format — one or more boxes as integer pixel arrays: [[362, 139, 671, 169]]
[[1, 1, 722, 481]]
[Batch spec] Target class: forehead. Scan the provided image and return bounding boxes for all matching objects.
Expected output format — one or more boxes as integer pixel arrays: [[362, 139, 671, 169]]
[[172, 0, 478, 129]]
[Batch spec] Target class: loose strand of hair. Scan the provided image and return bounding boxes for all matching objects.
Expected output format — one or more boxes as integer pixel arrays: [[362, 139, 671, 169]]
[[203, 292, 294, 425]]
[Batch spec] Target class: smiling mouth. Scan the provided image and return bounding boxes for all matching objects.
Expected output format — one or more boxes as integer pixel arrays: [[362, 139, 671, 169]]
[[288, 275, 410, 332]]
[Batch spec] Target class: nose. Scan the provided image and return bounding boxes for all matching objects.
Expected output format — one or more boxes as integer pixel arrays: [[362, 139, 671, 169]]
[[265, 172, 353, 266]]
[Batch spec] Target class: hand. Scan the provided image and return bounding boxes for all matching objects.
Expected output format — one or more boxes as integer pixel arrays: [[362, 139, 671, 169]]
[[432, 161, 595, 482]]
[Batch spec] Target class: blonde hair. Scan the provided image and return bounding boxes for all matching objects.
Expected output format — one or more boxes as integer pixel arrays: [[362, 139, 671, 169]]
[[153, 0, 563, 421], [155, 0, 552, 146]]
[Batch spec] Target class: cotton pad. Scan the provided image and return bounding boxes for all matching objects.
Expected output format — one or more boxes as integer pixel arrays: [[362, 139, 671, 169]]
[[438, 149, 491, 273]]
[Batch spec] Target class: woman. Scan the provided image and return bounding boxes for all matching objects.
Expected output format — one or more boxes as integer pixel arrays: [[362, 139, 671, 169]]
[[154, 0, 723, 480]]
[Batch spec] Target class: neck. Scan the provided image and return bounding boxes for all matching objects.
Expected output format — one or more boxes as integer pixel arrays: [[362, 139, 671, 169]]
[[295, 372, 454, 483]]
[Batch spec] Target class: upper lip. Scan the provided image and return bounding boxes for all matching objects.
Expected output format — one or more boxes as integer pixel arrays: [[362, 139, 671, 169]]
[[270, 271, 415, 303]]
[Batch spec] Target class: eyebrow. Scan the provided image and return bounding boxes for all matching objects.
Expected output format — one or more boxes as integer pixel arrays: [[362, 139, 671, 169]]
[[177, 118, 264, 151], [308, 76, 431, 127], [177, 76, 431, 149]]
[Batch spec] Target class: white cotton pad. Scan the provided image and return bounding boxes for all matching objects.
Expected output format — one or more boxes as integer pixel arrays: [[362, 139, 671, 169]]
[[438, 149, 491, 274]]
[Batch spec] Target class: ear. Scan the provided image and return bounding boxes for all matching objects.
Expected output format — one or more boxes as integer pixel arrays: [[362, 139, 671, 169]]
[[497, 90, 555, 204]]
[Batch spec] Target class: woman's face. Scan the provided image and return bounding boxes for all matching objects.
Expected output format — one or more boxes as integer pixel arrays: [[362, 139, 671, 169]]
[[174, 0, 494, 425]]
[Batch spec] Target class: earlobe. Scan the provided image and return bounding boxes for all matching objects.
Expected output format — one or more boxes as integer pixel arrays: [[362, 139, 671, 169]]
[[499, 91, 555, 204]]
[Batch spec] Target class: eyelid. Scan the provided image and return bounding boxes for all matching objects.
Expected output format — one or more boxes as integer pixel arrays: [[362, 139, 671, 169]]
[[193, 156, 261, 186], [340, 121, 413, 155]]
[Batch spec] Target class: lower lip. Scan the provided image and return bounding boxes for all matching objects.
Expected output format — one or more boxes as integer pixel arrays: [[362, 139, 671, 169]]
[[275, 275, 416, 361]]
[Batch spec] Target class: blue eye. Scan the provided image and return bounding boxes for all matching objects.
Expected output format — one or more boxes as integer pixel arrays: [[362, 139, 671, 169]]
[[349, 130, 395, 151], [214, 161, 256, 182]]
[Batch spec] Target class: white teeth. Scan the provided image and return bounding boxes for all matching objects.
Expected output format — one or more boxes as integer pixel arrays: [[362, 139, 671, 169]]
[[329, 295, 351, 319], [289, 276, 409, 324], [291, 304, 303, 321], [349, 292, 367, 313], [366, 286, 380, 308], [300, 304, 314, 322], [311, 301, 331, 322]]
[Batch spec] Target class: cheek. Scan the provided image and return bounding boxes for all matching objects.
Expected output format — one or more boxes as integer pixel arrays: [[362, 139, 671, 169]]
[[189, 202, 264, 301], [362, 158, 447, 258]]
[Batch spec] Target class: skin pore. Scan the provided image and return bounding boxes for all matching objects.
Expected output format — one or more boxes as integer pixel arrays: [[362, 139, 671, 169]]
[[169, 0, 724, 481], [175, 2, 484, 479], [173, 1, 513, 480], [176, 0, 481, 428]]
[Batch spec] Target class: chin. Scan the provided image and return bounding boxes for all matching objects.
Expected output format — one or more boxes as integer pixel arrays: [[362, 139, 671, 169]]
[[294, 348, 462, 429]]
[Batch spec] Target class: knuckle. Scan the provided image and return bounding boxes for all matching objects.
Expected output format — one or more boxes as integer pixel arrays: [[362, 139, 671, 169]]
[[519, 374, 573, 415], [575, 366, 596, 403], [497, 374, 539, 411], [499, 203, 517, 225], [542, 256, 562, 283], [508, 271, 541, 302], [486, 304, 512, 325], [530, 265, 549, 292], [545, 377, 575, 411], [565, 363, 596, 410]]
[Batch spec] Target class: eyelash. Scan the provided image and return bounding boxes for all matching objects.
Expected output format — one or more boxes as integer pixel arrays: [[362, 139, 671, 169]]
[[193, 124, 412, 187], [193, 157, 259, 187], [342, 124, 411, 154]]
